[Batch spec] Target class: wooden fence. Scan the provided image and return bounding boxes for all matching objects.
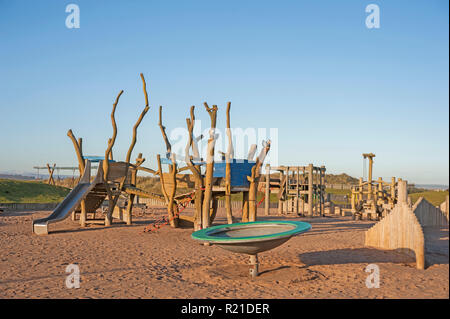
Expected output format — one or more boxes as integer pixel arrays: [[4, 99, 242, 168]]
[[365, 202, 425, 269], [413, 197, 449, 227], [365, 195, 449, 270], [137, 197, 278, 210]]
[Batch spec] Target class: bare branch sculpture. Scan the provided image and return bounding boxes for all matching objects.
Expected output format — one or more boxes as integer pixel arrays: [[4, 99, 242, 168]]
[[248, 140, 271, 222], [202, 102, 218, 228], [67, 130, 85, 175], [126, 74, 150, 163], [225, 101, 234, 224], [158, 106, 172, 159], [104, 90, 123, 179]]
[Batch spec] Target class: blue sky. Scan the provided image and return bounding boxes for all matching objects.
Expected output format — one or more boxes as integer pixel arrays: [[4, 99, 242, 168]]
[[0, 0, 448, 185]]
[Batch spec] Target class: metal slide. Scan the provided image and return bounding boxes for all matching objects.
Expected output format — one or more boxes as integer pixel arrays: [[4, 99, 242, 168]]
[[32, 161, 103, 235]]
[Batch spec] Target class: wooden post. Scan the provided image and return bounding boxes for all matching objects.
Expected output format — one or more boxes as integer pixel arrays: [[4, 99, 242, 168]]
[[185, 108, 204, 231], [157, 154, 178, 228], [351, 187, 356, 213], [225, 102, 234, 224], [307, 164, 313, 216], [46, 163, 56, 185], [103, 90, 123, 227], [264, 164, 270, 216], [398, 180, 408, 204], [390, 177, 396, 205], [320, 166, 325, 216], [248, 141, 271, 222], [278, 169, 284, 216], [242, 192, 249, 222], [202, 103, 218, 228], [210, 197, 219, 223], [296, 167, 300, 215], [285, 167, 289, 214]]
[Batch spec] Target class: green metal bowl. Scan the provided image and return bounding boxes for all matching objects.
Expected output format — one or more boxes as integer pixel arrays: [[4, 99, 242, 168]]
[[191, 220, 311, 255]]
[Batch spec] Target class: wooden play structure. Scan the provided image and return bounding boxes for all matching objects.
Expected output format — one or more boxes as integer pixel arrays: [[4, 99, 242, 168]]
[[365, 180, 449, 269], [33, 74, 166, 234], [351, 153, 403, 220], [66, 74, 171, 228], [32, 73, 272, 234], [152, 102, 271, 231], [261, 164, 326, 217]]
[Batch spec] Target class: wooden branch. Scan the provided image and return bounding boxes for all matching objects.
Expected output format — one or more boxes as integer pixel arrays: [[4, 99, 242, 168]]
[[225, 101, 234, 159], [107, 138, 113, 160], [225, 101, 233, 224], [189, 105, 201, 159], [136, 166, 159, 175], [248, 140, 271, 222], [185, 117, 202, 180], [157, 154, 169, 204], [167, 153, 179, 227], [202, 103, 218, 228], [140, 73, 149, 107], [125, 73, 150, 163], [158, 105, 172, 158], [247, 144, 257, 161], [185, 107, 204, 230], [104, 90, 123, 180], [46, 163, 56, 185], [67, 129, 85, 174], [131, 153, 144, 185], [126, 105, 149, 163]]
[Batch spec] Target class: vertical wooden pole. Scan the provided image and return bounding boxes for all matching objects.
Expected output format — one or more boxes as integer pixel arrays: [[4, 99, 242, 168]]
[[242, 191, 249, 222], [248, 168, 257, 222], [185, 110, 204, 231], [264, 164, 270, 216], [320, 166, 325, 216], [210, 197, 219, 223], [391, 177, 396, 205], [248, 141, 271, 222], [308, 164, 313, 216], [296, 167, 300, 215], [202, 103, 218, 228], [79, 201, 86, 227], [398, 180, 408, 204], [285, 167, 289, 214], [278, 169, 284, 215], [225, 102, 233, 224]]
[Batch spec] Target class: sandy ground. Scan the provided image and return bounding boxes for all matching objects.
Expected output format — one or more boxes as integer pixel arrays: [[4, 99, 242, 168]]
[[0, 207, 448, 299]]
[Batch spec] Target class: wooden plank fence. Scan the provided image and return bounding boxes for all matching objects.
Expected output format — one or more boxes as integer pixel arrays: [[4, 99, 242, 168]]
[[137, 197, 279, 210], [365, 194, 448, 270], [413, 197, 449, 227], [365, 202, 425, 269]]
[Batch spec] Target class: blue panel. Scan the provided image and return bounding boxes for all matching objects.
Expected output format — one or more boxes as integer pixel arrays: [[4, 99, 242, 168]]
[[83, 156, 115, 163], [213, 159, 256, 187]]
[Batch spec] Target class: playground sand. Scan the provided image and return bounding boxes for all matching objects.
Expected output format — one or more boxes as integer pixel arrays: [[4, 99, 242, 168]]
[[0, 208, 448, 299]]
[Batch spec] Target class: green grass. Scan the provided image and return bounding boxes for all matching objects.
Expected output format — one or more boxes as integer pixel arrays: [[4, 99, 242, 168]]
[[0, 179, 71, 203], [325, 188, 351, 196], [409, 190, 449, 206]]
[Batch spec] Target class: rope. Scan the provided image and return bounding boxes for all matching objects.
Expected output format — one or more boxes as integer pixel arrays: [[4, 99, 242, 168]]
[[142, 187, 203, 233], [142, 189, 266, 233]]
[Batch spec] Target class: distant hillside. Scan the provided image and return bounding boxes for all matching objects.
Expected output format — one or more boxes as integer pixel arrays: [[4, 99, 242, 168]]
[[0, 174, 36, 181], [409, 190, 449, 206], [0, 179, 70, 203], [324, 173, 359, 185]]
